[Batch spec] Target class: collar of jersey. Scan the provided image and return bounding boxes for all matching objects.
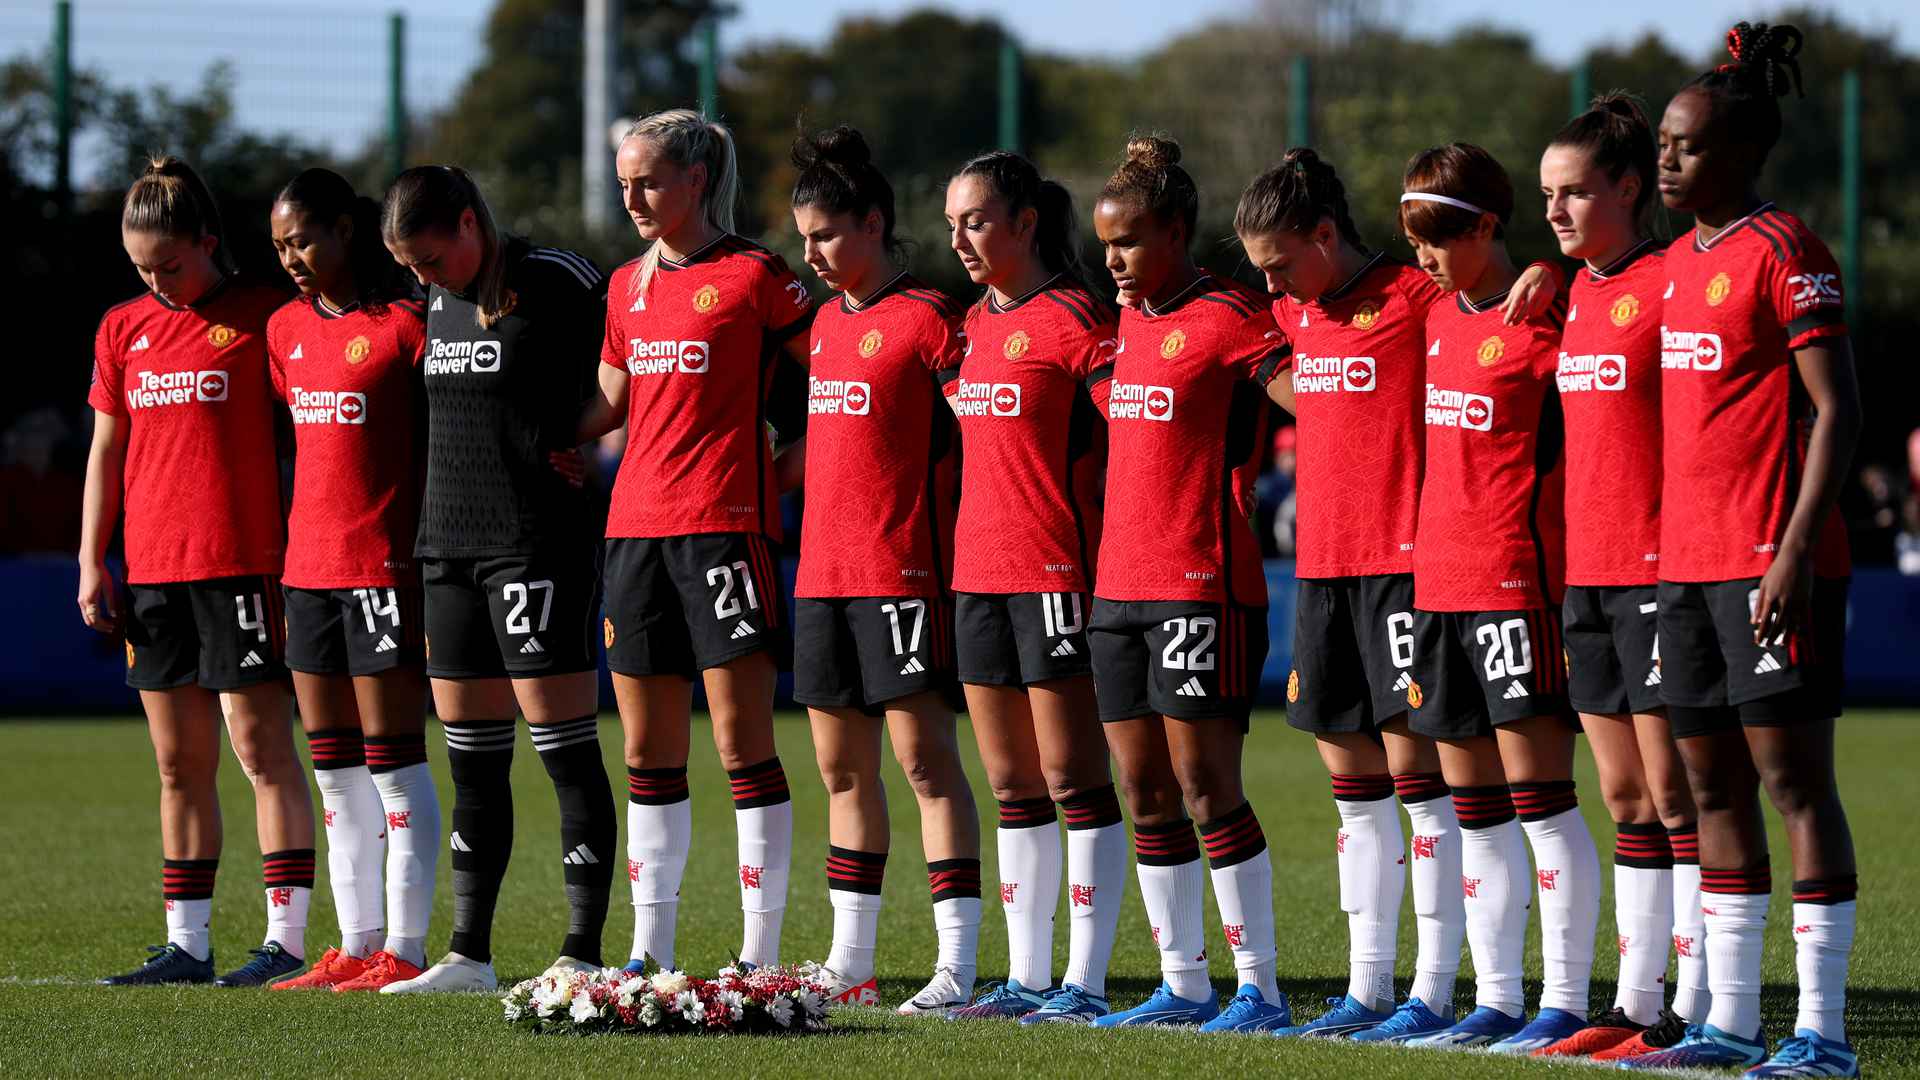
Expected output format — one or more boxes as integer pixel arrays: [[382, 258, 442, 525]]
[[1317, 250, 1386, 305], [1585, 238, 1658, 282], [840, 270, 910, 314], [986, 272, 1065, 314], [1693, 201, 1776, 253], [1141, 272, 1214, 318], [152, 273, 233, 313], [312, 295, 362, 320], [658, 233, 731, 271], [1455, 285, 1512, 316]]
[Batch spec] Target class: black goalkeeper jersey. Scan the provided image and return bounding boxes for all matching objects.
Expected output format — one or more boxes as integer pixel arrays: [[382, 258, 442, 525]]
[[416, 237, 607, 558]]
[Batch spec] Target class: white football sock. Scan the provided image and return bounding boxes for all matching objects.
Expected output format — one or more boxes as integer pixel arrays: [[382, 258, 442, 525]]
[[1402, 790, 1464, 1014], [628, 794, 691, 968], [315, 763, 387, 956], [1613, 862, 1673, 1025], [1138, 854, 1209, 1002], [1062, 819, 1126, 997], [1518, 804, 1602, 1013], [1209, 847, 1280, 1004], [1335, 793, 1404, 1011], [827, 888, 883, 984], [735, 799, 792, 968], [265, 886, 312, 960], [1704, 889, 1769, 1037], [1459, 814, 1529, 1017], [997, 806, 1061, 990], [371, 762, 438, 967], [1671, 859, 1709, 1022], [1793, 899, 1856, 1042], [933, 896, 981, 982], [166, 897, 213, 961]]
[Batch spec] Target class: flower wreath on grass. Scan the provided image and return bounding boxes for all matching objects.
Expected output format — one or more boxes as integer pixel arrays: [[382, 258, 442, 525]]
[[502, 958, 831, 1035]]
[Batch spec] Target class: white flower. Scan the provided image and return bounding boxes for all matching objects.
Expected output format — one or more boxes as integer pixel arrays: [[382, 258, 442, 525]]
[[770, 996, 794, 1027], [503, 1001, 524, 1022], [639, 999, 662, 1026], [716, 964, 740, 978], [616, 980, 644, 1008], [720, 989, 747, 1021], [569, 994, 600, 1024], [674, 989, 704, 1020], [796, 988, 823, 1015], [650, 970, 690, 996]]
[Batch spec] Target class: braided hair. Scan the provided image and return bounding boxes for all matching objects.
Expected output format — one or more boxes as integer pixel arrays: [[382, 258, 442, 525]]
[[1683, 20, 1805, 167]]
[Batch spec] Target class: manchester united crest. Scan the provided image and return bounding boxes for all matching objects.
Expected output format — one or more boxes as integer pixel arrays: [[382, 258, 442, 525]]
[[206, 324, 237, 349], [693, 284, 721, 313], [1352, 302, 1380, 331], [1476, 336, 1505, 367], [1706, 272, 1732, 306], [604, 617, 615, 649], [859, 329, 884, 358], [344, 335, 372, 364], [1003, 330, 1031, 359], [1609, 295, 1640, 327], [1160, 329, 1187, 359], [1286, 669, 1300, 703]]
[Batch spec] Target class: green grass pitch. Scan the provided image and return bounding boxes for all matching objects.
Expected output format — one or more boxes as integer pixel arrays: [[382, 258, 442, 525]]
[[2, 711, 1916, 1078]]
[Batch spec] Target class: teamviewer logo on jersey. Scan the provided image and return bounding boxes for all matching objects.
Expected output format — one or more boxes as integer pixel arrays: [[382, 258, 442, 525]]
[[1556, 353, 1627, 392], [196, 370, 229, 402], [1342, 357, 1376, 391], [1107, 382, 1174, 421], [1661, 328, 1723, 371], [626, 339, 711, 376], [1424, 385, 1493, 430], [807, 377, 871, 416], [1292, 356, 1375, 394], [288, 387, 367, 425], [991, 383, 1021, 416], [470, 341, 501, 372]]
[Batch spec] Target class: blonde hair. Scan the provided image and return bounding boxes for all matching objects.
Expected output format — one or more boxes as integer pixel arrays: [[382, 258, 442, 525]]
[[381, 165, 513, 329], [621, 108, 739, 296], [122, 155, 235, 273]]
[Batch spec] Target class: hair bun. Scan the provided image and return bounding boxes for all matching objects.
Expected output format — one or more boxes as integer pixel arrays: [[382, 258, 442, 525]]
[[1125, 134, 1181, 169], [794, 125, 871, 171]]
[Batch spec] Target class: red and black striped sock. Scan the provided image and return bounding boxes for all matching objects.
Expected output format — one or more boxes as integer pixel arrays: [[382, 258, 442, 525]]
[[1133, 818, 1200, 866], [998, 795, 1057, 829], [262, 849, 316, 891], [1201, 802, 1268, 869], [1613, 821, 1675, 869], [728, 756, 791, 809], [1331, 772, 1395, 803], [928, 858, 981, 903], [1667, 822, 1701, 865], [628, 765, 690, 805], [1060, 785, 1123, 831], [364, 732, 428, 773], [1791, 874, 1858, 906], [1510, 779, 1578, 822], [306, 727, 364, 771], [1452, 784, 1516, 830], [1700, 865, 1771, 895], [1393, 771, 1450, 805], [828, 846, 887, 895], [162, 858, 218, 901]]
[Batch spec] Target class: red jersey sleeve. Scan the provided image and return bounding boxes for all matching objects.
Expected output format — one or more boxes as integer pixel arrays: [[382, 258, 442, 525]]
[[755, 255, 816, 341], [923, 311, 967, 376], [1229, 310, 1292, 386], [1081, 332, 1118, 413], [1402, 272, 1447, 323], [265, 310, 289, 403], [89, 316, 126, 416], [1767, 231, 1848, 349]]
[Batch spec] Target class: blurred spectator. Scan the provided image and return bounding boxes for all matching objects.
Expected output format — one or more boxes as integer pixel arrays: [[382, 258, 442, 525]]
[[1257, 424, 1298, 558], [1848, 463, 1902, 566], [1898, 495, 1920, 576], [0, 408, 83, 555], [1909, 427, 1920, 494]]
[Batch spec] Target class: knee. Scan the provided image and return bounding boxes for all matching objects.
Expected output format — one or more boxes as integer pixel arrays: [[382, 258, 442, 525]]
[[984, 765, 1046, 805], [1598, 774, 1654, 823], [1650, 782, 1697, 828], [154, 748, 216, 795], [816, 761, 867, 799], [1758, 766, 1830, 820], [227, 722, 298, 781], [1115, 768, 1177, 821], [1041, 769, 1085, 805], [893, 750, 949, 800], [1171, 756, 1234, 808], [1683, 766, 1744, 814]]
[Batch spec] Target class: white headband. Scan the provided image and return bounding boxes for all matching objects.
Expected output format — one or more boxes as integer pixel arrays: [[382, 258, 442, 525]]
[[1399, 192, 1492, 216]]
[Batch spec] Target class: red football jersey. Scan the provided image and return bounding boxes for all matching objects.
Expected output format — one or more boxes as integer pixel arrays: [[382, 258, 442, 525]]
[[948, 275, 1117, 594], [796, 273, 965, 598], [1272, 254, 1443, 578], [1097, 275, 1290, 607], [602, 234, 815, 540], [88, 279, 287, 584], [267, 296, 427, 589], [1414, 289, 1566, 612], [1557, 240, 1664, 586], [1658, 204, 1850, 581]]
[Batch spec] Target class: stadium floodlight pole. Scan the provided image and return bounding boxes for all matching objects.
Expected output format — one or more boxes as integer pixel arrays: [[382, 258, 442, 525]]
[[1842, 69, 1861, 296], [1570, 59, 1590, 118], [999, 36, 1021, 152], [1288, 54, 1309, 149], [387, 12, 407, 181], [53, 0, 72, 213], [583, 0, 616, 234]]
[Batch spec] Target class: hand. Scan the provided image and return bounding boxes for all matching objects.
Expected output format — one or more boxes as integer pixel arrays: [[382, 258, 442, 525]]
[[1502, 262, 1560, 325], [1751, 549, 1812, 647], [549, 448, 587, 489], [77, 561, 118, 634]]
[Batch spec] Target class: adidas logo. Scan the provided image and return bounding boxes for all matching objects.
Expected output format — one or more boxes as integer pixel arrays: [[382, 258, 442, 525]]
[[130, 334, 150, 352], [629, 293, 646, 313], [1298, 311, 1308, 328], [240, 650, 265, 669], [899, 656, 926, 676], [1754, 652, 1783, 675], [730, 622, 756, 640], [431, 295, 444, 311], [1174, 676, 1206, 698], [1568, 304, 1578, 322], [450, 831, 472, 853], [519, 637, 545, 655], [373, 634, 397, 654], [1501, 680, 1529, 700], [1663, 281, 1675, 300], [1391, 671, 1413, 692], [1049, 639, 1078, 658], [810, 338, 823, 355], [1428, 340, 1441, 356], [289, 344, 303, 360], [1645, 666, 1663, 686], [563, 844, 600, 866]]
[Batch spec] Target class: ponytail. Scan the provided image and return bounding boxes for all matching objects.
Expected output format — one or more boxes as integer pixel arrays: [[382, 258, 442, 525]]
[[1549, 93, 1658, 238], [275, 167, 404, 310], [122, 155, 234, 273], [791, 124, 904, 261], [1682, 20, 1806, 168], [1235, 146, 1363, 249], [622, 108, 740, 297], [1099, 132, 1200, 243], [382, 165, 510, 328], [953, 150, 1085, 283]]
